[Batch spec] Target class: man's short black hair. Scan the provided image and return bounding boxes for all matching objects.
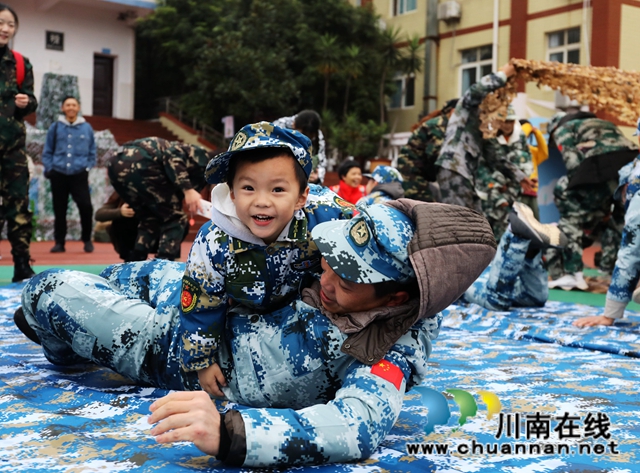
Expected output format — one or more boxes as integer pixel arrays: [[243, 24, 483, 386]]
[[226, 147, 308, 194], [62, 96, 80, 105], [337, 159, 362, 180], [373, 277, 420, 300]]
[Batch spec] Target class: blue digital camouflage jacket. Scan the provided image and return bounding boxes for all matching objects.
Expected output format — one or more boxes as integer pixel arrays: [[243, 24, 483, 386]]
[[218, 281, 439, 467]]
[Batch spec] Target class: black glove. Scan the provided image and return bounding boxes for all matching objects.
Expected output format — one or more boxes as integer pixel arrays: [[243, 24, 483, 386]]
[[44, 169, 53, 179]]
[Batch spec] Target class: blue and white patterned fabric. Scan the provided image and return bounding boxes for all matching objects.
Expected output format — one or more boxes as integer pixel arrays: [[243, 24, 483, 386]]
[[1, 281, 639, 471]]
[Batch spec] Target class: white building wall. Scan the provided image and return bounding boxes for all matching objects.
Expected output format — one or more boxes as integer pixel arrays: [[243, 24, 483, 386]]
[[6, 0, 145, 119]]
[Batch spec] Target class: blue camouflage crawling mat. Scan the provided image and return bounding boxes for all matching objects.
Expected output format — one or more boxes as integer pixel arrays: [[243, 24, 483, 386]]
[[1, 283, 638, 472]]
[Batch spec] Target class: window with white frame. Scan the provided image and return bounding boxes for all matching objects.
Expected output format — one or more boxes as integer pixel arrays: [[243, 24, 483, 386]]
[[547, 27, 580, 64], [389, 74, 415, 109], [393, 0, 417, 16], [460, 45, 493, 94]]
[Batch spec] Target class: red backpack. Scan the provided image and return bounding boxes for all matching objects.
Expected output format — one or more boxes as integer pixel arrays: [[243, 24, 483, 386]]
[[12, 50, 25, 88]]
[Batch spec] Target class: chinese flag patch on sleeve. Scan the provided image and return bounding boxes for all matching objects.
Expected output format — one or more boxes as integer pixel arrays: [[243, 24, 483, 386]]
[[371, 360, 404, 390]]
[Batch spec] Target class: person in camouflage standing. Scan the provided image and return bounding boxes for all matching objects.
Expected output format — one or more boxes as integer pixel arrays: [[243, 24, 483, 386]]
[[477, 105, 534, 239], [357, 164, 404, 206], [435, 63, 533, 212], [546, 110, 638, 291], [574, 121, 640, 326], [396, 98, 458, 202], [107, 137, 213, 261], [16, 200, 496, 467], [0, 4, 37, 282]]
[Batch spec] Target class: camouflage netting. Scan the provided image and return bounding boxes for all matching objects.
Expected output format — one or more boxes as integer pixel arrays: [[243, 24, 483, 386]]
[[479, 59, 640, 138]]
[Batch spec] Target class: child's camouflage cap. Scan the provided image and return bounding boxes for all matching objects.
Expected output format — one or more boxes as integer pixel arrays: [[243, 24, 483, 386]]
[[205, 121, 313, 184], [363, 165, 403, 185], [311, 203, 416, 284]]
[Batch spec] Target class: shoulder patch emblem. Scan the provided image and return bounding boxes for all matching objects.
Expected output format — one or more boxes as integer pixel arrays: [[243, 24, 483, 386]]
[[371, 360, 404, 390], [350, 220, 370, 247], [334, 196, 356, 211], [181, 276, 202, 313]]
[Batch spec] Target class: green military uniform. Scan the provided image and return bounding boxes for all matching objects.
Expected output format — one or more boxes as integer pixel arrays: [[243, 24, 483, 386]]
[[0, 46, 38, 280], [396, 113, 448, 202], [478, 122, 534, 240], [435, 71, 527, 211], [546, 113, 638, 279], [107, 137, 211, 261]]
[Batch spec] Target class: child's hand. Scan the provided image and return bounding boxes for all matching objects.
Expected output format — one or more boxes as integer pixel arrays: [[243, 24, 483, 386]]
[[572, 315, 615, 327], [197, 363, 227, 397], [120, 203, 135, 218], [149, 391, 221, 455]]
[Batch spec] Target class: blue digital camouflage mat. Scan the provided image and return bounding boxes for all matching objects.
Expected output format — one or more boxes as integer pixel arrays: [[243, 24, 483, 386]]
[[1, 282, 638, 472]]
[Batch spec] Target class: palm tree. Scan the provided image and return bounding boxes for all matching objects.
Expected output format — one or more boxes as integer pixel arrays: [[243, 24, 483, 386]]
[[377, 28, 424, 126], [342, 45, 364, 117], [315, 34, 342, 112]]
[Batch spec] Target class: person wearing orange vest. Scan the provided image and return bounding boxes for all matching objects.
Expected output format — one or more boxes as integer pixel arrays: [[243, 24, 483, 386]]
[[0, 3, 38, 282], [519, 119, 549, 219]]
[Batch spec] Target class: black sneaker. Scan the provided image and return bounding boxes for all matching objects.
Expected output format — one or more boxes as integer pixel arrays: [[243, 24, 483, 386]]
[[509, 202, 568, 249], [84, 241, 94, 253], [50, 243, 65, 253], [13, 307, 41, 345]]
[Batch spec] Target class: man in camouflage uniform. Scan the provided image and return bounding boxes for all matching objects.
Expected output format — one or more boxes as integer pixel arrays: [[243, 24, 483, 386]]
[[396, 98, 458, 202], [357, 164, 404, 206], [545, 111, 638, 290], [0, 42, 38, 281], [435, 63, 533, 212], [477, 106, 534, 240], [107, 137, 213, 261], [17, 201, 496, 467], [463, 202, 567, 310]]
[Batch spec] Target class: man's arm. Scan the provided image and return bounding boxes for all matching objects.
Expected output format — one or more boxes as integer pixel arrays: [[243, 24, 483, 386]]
[[41, 123, 57, 172], [87, 124, 97, 169]]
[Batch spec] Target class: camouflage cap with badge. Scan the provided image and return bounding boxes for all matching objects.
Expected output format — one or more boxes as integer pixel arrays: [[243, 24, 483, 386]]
[[363, 165, 403, 185], [205, 121, 313, 184], [311, 203, 416, 284]]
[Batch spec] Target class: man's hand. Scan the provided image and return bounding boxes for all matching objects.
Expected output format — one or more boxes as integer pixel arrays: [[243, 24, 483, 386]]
[[572, 315, 615, 328], [120, 203, 135, 218], [149, 391, 221, 456], [15, 93, 29, 109], [184, 188, 204, 214], [499, 63, 516, 78], [519, 177, 535, 194], [197, 363, 227, 398]]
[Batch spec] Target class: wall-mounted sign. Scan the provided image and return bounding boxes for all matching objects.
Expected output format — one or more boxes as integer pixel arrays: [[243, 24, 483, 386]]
[[46, 31, 64, 51]]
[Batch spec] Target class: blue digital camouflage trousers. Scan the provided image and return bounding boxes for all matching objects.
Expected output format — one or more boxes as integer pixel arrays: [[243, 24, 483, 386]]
[[462, 229, 548, 310], [20, 260, 198, 391], [606, 193, 640, 304]]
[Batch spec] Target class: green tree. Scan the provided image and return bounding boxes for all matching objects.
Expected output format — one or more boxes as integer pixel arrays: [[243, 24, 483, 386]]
[[315, 34, 342, 112], [135, 0, 417, 158], [376, 28, 424, 126], [341, 45, 364, 117]]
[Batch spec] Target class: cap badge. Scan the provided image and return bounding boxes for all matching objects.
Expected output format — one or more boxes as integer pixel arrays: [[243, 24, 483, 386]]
[[231, 132, 248, 151], [350, 220, 370, 247]]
